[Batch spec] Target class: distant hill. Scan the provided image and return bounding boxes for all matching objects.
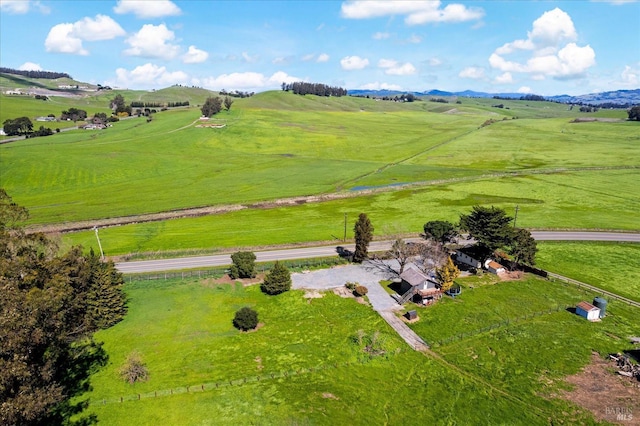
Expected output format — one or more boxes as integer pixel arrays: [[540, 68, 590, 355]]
[[348, 88, 640, 105]]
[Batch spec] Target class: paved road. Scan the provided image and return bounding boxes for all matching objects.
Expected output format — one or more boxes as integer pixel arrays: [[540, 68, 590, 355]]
[[115, 232, 639, 274]]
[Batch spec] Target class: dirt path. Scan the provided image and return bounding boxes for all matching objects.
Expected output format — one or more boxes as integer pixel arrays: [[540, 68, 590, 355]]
[[27, 165, 639, 234]]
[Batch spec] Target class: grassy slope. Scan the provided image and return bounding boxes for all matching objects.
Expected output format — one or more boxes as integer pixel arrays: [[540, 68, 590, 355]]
[[537, 241, 640, 302], [80, 275, 634, 425]]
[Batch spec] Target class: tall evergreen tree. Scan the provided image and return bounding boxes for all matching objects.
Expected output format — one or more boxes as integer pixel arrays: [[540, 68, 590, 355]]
[[261, 261, 291, 295], [508, 228, 538, 266], [353, 213, 374, 263], [459, 206, 513, 252]]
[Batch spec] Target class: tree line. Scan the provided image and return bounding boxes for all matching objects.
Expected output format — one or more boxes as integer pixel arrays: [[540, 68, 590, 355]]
[[281, 82, 347, 97], [0, 67, 71, 80], [130, 101, 189, 108], [0, 189, 127, 425]]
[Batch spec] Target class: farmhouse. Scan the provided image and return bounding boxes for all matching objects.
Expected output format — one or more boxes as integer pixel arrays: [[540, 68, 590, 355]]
[[454, 247, 482, 269], [397, 264, 441, 305], [576, 301, 601, 321], [484, 259, 506, 275]]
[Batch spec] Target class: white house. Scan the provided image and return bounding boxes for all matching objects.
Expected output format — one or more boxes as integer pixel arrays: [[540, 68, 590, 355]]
[[576, 301, 601, 321], [484, 259, 506, 275], [454, 249, 482, 269]]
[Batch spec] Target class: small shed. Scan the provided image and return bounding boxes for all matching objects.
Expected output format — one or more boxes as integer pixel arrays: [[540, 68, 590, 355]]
[[576, 301, 601, 321], [484, 259, 506, 275], [405, 310, 418, 321]]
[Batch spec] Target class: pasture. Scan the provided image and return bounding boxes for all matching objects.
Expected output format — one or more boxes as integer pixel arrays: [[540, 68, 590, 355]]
[[79, 271, 640, 424]]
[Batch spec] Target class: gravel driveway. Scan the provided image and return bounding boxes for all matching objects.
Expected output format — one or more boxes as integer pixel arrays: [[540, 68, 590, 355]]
[[292, 261, 401, 312]]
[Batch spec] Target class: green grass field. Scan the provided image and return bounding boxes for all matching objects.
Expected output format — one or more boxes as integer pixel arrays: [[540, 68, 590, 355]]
[[537, 241, 640, 302], [78, 271, 640, 424]]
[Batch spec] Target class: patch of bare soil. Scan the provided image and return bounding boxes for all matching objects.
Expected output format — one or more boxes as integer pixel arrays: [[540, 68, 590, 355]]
[[561, 352, 640, 425], [321, 392, 339, 400], [202, 274, 265, 287], [333, 286, 355, 299], [499, 271, 524, 281], [571, 117, 622, 123], [303, 290, 324, 299]]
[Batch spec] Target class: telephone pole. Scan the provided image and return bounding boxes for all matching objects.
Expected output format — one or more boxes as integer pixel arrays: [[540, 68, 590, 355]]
[[343, 213, 347, 242], [93, 226, 105, 260], [513, 205, 520, 228]]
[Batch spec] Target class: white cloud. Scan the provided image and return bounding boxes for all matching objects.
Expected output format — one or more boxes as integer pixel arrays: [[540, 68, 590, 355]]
[[407, 34, 422, 43], [459, 67, 485, 79], [489, 8, 595, 79], [619, 64, 639, 86], [341, 56, 369, 70], [317, 53, 330, 63], [378, 59, 416, 75], [18, 62, 42, 71], [45, 23, 88, 55], [72, 14, 126, 41], [114, 63, 188, 88], [0, 0, 48, 14], [494, 72, 513, 84], [45, 15, 124, 55], [302, 53, 316, 62], [428, 57, 442, 67], [201, 71, 300, 91], [341, 1, 484, 25], [518, 86, 532, 94], [113, 0, 181, 18], [358, 81, 403, 91], [241, 52, 259, 63], [124, 24, 180, 60], [372, 31, 390, 40], [183, 45, 208, 64]]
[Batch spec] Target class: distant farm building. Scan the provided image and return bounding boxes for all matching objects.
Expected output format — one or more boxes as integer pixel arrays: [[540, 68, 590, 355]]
[[396, 264, 442, 305], [576, 301, 601, 321], [484, 259, 506, 275], [454, 247, 482, 269]]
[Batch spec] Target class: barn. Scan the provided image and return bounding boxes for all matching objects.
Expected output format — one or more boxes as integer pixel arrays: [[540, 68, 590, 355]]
[[576, 301, 601, 321]]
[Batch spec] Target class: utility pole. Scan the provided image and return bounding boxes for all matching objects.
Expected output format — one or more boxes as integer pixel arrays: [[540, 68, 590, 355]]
[[513, 205, 520, 228], [94, 226, 105, 260], [343, 213, 347, 242]]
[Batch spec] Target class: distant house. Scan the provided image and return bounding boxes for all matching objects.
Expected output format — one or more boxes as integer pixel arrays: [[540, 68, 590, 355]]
[[82, 123, 106, 130], [454, 247, 482, 269], [484, 259, 506, 275], [576, 301, 600, 321], [36, 116, 56, 122]]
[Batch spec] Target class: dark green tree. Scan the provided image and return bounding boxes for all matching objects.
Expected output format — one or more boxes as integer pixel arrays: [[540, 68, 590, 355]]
[[353, 213, 374, 263], [2, 117, 33, 136], [423, 220, 458, 245], [628, 105, 640, 121], [233, 307, 259, 331], [201, 96, 223, 117], [508, 228, 538, 266], [229, 251, 257, 279], [110, 94, 127, 114], [261, 261, 291, 295], [60, 108, 87, 122], [459, 206, 513, 252], [223, 96, 234, 111], [0, 189, 123, 425]]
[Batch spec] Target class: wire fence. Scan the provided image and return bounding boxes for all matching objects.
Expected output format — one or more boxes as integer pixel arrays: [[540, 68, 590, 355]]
[[432, 305, 570, 347]]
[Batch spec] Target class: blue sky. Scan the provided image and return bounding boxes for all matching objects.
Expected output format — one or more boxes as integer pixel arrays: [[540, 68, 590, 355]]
[[1, 0, 638, 95]]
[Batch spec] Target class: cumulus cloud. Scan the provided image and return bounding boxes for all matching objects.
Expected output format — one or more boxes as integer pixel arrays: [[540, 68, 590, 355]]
[[114, 63, 189, 88], [316, 53, 330, 63], [494, 72, 513, 84], [378, 59, 416, 75], [201, 71, 300, 91], [340, 56, 369, 70], [372, 31, 390, 40], [19, 62, 42, 71], [113, 0, 181, 18], [124, 24, 180, 60], [489, 8, 595, 79], [241, 52, 259, 63], [428, 57, 443, 67], [358, 81, 403, 91], [183, 45, 208, 64], [341, 0, 484, 25], [459, 67, 485, 79], [619, 64, 639, 86], [45, 14, 124, 55], [518, 86, 532, 94], [1, 0, 49, 14]]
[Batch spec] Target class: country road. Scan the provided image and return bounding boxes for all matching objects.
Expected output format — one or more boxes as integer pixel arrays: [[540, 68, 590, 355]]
[[115, 231, 640, 274]]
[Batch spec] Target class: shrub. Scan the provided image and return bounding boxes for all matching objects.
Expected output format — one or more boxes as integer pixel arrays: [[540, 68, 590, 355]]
[[261, 261, 291, 295], [230, 251, 257, 279], [354, 285, 368, 297], [233, 307, 259, 331], [119, 351, 149, 384], [345, 281, 357, 290]]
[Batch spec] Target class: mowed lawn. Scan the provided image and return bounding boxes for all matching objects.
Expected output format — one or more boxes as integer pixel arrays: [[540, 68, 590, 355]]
[[78, 274, 638, 425], [62, 168, 640, 256], [537, 241, 640, 302]]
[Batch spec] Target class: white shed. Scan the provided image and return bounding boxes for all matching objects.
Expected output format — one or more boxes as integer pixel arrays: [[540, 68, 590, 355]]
[[484, 259, 506, 275], [576, 301, 600, 321]]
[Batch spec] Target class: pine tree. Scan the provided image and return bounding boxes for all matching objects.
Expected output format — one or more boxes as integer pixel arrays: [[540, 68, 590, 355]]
[[261, 261, 291, 295], [353, 213, 374, 263]]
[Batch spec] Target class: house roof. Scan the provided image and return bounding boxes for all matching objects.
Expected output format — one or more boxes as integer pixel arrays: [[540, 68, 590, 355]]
[[577, 301, 599, 312], [400, 265, 429, 287], [487, 260, 505, 270]]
